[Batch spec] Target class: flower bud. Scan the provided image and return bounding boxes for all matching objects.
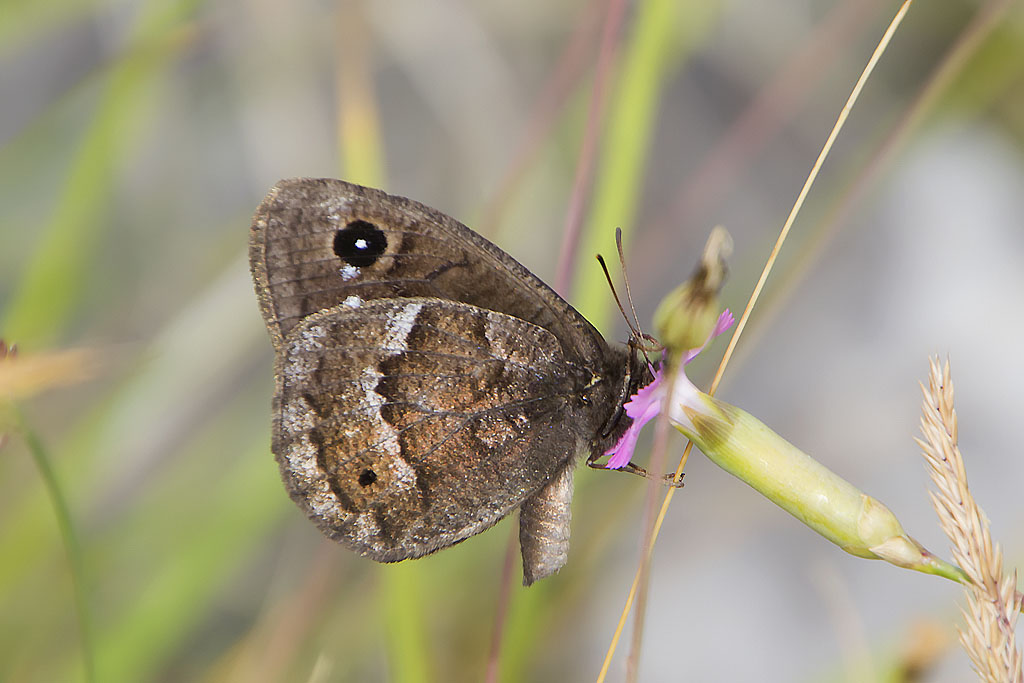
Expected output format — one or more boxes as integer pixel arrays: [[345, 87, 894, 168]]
[[654, 227, 732, 355]]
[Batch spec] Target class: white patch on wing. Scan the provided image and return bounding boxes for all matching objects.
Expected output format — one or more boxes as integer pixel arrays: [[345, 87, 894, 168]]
[[359, 366, 400, 456], [383, 301, 423, 352], [339, 264, 360, 280], [353, 512, 380, 543], [343, 295, 362, 308], [284, 436, 339, 521], [282, 397, 315, 431], [285, 324, 326, 379], [389, 457, 417, 490], [358, 366, 383, 409], [484, 314, 507, 359], [295, 324, 325, 351]]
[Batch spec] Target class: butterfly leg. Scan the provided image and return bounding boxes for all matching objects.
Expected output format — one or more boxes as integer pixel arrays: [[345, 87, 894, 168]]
[[585, 457, 684, 488]]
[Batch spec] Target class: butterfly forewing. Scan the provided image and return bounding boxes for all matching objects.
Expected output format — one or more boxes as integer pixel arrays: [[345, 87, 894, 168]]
[[250, 178, 606, 367]]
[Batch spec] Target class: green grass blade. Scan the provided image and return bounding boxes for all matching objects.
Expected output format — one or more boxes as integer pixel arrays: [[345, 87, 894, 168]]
[[75, 441, 287, 683], [16, 409, 95, 683], [572, 0, 719, 331], [1, 0, 203, 348]]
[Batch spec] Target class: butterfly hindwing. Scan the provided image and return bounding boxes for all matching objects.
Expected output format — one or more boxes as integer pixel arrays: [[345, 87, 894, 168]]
[[274, 297, 600, 561]]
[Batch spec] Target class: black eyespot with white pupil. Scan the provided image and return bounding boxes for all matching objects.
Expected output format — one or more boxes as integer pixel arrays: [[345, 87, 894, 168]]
[[333, 220, 387, 267], [358, 469, 377, 487]]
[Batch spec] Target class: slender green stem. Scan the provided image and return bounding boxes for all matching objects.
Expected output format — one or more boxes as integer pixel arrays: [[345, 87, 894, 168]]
[[382, 563, 431, 683], [14, 407, 95, 683]]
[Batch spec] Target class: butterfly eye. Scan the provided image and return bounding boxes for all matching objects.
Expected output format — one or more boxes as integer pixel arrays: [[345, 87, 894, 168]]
[[358, 468, 378, 487], [333, 220, 387, 267]]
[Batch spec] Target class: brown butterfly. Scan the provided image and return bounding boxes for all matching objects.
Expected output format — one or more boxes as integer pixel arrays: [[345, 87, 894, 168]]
[[249, 179, 649, 584]]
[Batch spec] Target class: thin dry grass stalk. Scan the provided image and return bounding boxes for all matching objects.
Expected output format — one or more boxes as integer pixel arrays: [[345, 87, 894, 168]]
[[0, 340, 15, 450], [917, 358, 1023, 683], [0, 343, 96, 400]]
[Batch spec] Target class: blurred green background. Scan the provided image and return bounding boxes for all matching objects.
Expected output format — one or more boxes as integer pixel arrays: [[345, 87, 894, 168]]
[[2, 0, 1022, 681]]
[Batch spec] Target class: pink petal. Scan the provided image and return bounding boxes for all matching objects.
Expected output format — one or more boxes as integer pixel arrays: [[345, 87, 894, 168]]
[[712, 309, 735, 337], [602, 309, 733, 470], [682, 308, 734, 365], [605, 368, 664, 469]]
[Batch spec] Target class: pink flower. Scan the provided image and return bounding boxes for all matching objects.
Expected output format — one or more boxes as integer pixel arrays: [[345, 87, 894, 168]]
[[604, 309, 734, 469]]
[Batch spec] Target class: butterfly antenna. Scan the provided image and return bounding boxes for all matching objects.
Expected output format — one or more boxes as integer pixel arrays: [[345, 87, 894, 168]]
[[614, 228, 646, 341], [596, 252, 641, 341], [597, 231, 661, 365], [614, 229, 662, 363]]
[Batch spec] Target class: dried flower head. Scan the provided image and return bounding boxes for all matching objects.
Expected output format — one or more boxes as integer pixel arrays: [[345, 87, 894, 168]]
[[918, 358, 1023, 683]]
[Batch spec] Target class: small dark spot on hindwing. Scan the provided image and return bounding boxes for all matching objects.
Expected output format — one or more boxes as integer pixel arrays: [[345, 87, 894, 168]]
[[358, 468, 377, 487]]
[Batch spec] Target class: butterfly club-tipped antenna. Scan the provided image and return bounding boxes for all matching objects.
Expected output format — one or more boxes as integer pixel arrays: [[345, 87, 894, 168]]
[[595, 229, 660, 359]]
